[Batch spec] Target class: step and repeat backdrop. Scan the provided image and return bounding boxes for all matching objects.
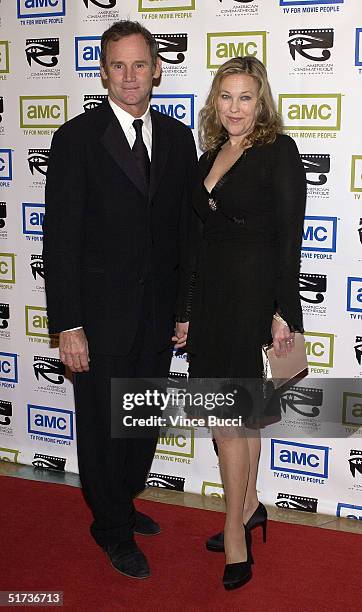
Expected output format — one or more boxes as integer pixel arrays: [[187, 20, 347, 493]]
[[0, 0, 362, 520]]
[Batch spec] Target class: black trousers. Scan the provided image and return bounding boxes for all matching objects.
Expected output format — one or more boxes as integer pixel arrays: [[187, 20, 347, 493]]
[[74, 294, 173, 548]]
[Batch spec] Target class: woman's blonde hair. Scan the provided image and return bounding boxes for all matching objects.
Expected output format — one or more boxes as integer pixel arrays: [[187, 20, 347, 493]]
[[199, 56, 282, 152]]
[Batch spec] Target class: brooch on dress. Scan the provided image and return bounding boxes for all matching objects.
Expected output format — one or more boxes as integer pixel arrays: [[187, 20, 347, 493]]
[[208, 198, 218, 212]]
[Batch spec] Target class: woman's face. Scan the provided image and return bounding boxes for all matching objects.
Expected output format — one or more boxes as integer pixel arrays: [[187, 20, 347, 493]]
[[216, 73, 259, 141]]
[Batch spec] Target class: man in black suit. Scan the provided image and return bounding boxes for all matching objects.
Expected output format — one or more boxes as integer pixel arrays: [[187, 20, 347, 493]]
[[43, 20, 196, 579]]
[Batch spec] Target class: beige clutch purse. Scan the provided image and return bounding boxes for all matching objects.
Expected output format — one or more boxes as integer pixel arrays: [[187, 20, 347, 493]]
[[262, 332, 308, 389]]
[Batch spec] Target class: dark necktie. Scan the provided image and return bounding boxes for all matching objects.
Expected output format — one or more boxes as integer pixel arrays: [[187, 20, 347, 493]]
[[132, 119, 150, 186]]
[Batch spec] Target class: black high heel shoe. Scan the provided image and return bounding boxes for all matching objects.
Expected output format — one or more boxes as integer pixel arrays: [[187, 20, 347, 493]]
[[206, 502, 268, 552], [223, 527, 252, 591], [245, 502, 268, 543]]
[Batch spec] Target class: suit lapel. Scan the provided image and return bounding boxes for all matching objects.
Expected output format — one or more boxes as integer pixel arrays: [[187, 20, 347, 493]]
[[149, 110, 170, 202], [100, 114, 148, 197]]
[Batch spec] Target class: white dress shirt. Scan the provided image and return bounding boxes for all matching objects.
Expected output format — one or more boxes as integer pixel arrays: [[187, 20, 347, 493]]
[[62, 98, 153, 334], [108, 96, 152, 160]]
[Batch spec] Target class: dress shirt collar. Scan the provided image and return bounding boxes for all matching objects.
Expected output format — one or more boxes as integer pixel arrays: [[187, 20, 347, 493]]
[[108, 97, 152, 134]]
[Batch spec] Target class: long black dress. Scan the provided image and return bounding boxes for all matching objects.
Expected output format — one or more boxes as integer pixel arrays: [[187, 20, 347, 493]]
[[177, 134, 306, 421]]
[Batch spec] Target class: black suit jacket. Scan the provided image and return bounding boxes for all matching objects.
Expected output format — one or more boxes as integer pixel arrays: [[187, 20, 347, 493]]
[[43, 101, 197, 354]]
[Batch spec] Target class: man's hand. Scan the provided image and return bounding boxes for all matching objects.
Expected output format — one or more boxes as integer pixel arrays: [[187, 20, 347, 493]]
[[59, 328, 90, 372], [272, 318, 295, 358], [172, 322, 189, 349]]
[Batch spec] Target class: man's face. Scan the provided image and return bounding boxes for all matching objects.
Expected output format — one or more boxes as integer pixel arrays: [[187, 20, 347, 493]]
[[100, 34, 161, 118]]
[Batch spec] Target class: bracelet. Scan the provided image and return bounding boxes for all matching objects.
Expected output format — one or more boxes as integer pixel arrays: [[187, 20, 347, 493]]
[[273, 313, 288, 326]]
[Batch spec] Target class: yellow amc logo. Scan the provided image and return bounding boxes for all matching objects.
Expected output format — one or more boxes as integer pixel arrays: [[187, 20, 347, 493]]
[[0, 447, 20, 462], [138, 0, 195, 12], [156, 426, 194, 458], [20, 96, 67, 128], [350, 156, 362, 192], [0, 253, 15, 284], [201, 481, 225, 499], [304, 332, 334, 368], [25, 305, 49, 338], [278, 94, 341, 130], [207, 31, 267, 69], [342, 392, 362, 427], [0, 41, 10, 74]]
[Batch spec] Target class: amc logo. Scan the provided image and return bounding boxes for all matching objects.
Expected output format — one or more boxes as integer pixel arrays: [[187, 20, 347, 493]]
[[22, 203, 45, 236], [302, 216, 337, 253], [347, 277, 362, 313], [350, 156, 362, 193], [278, 94, 341, 130], [0, 41, 10, 74], [0, 253, 16, 284], [156, 426, 194, 458], [151, 94, 195, 129], [27, 404, 74, 440], [0, 150, 13, 181], [17, 0, 66, 18], [271, 439, 329, 479], [0, 352, 18, 383], [207, 31, 266, 69], [201, 482, 225, 499], [342, 392, 362, 428], [356, 29, 362, 67], [304, 331, 334, 368], [75, 36, 101, 71], [20, 96, 67, 128], [0, 447, 20, 463], [25, 305, 49, 338], [138, 0, 196, 12], [336, 503, 362, 521]]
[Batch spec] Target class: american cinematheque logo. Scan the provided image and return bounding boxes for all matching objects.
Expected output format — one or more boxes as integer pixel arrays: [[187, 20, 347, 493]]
[[299, 273, 327, 317], [153, 34, 188, 77], [0, 303, 10, 339], [216, 1, 259, 18], [288, 29, 334, 76], [32, 452, 66, 471], [82, 0, 120, 24], [83, 94, 107, 111], [279, 386, 323, 435], [301, 153, 330, 200], [355, 337, 362, 367], [83, 0, 117, 7], [349, 449, 362, 478], [147, 472, 185, 491], [0, 399, 12, 430], [33, 355, 65, 386], [276, 493, 318, 513], [28, 149, 49, 179], [0, 97, 4, 136], [25, 38, 60, 72], [0, 203, 7, 238], [30, 254, 44, 284]]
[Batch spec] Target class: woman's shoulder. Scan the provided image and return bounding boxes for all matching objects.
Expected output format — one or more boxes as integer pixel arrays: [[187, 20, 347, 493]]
[[269, 132, 299, 152]]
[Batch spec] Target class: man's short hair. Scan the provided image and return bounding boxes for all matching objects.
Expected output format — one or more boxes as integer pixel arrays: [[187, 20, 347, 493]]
[[100, 20, 159, 69]]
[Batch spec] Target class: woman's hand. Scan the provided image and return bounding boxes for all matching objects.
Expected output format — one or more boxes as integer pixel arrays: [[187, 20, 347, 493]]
[[272, 317, 295, 358], [172, 322, 189, 349]]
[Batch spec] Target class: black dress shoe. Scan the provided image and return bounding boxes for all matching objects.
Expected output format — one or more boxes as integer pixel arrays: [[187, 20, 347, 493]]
[[206, 502, 267, 552], [223, 528, 253, 591], [105, 541, 150, 579], [134, 511, 161, 536]]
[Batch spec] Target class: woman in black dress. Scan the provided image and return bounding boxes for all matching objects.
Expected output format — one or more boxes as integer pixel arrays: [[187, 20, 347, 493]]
[[174, 56, 306, 590]]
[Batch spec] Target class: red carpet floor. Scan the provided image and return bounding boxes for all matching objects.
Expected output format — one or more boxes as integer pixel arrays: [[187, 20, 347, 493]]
[[0, 475, 360, 612]]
